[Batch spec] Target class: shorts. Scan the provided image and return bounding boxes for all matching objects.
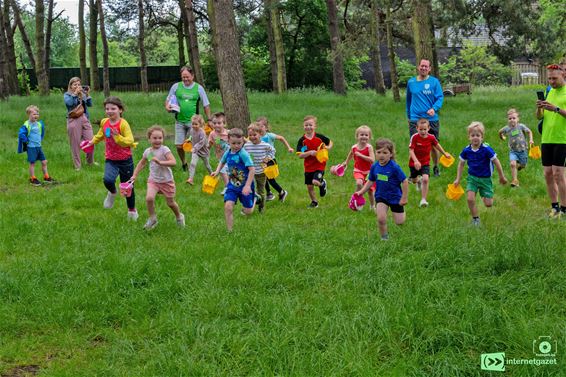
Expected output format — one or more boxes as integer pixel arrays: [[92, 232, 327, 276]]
[[509, 150, 528, 167], [409, 165, 430, 178], [466, 175, 494, 198], [147, 180, 176, 198], [175, 121, 191, 145], [541, 143, 566, 167], [26, 147, 46, 163], [409, 120, 440, 140], [224, 185, 256, 208], [304, 170, 324, 185], [376, 198, 404, 213], [353, 171, 375, 191]]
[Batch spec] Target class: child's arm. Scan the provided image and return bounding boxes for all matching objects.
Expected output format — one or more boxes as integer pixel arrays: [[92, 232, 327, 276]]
[[399, 179, 409, 206], [113, 120, 137, 147], [18, 125, 28, 143], [242, 166, 255, 196], [453, 159, 465, 186], [130, 157, 147, 182], [326, 140, 333, 150], [498, 127, 506, 140], [155, 151, 177, 167], [408, 148, 421, 170], [492, 158, 508, 184], [192, 130, 207, 151], [355, 179, 375, 196], [298, 149, 316, 159], [524, 126, 534, 145], [275, 134, 294, 153], [211, 162, 225, 177], [87, 122, 105, 146], [342, 146, 354, 166], [433, 143, 451, 158]]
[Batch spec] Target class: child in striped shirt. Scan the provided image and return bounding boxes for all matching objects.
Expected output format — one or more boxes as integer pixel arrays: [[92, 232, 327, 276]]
[[244, 123, 276, 212]]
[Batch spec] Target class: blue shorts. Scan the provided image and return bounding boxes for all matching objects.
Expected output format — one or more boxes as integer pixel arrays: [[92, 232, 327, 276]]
[[224, 185, 256, 208], [509, 150, 528, 166], [27, 147, 46, 163]]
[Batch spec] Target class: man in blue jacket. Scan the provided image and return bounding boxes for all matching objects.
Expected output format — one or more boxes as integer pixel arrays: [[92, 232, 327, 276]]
[[406, 59, 444, 176]]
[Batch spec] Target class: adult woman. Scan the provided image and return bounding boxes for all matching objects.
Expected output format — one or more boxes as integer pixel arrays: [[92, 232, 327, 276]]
[[64, 77, 95, 169], [165, 66, 211, 171]]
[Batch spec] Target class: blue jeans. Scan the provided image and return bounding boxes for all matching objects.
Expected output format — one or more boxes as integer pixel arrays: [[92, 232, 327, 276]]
[[104, 157, 135, 210]]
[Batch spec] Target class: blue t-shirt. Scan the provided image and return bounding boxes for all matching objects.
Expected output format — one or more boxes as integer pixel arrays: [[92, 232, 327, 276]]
[[368, 160, 407, 204], [220, 148, 254, 190], [27, 122, 42, 148], [406, 76, 444, 122], [261, 132, 277, 147], [459, 143, 496, 178]]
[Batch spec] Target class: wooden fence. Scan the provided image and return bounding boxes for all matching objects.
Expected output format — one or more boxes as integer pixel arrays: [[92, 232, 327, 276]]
[[511, 62, 548, 86]]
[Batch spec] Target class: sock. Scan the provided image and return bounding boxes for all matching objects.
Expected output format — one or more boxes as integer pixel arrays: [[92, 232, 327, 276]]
[[31, 175, 36, 179], [552, 202, 559, 210], [44, 173, 50, 179]]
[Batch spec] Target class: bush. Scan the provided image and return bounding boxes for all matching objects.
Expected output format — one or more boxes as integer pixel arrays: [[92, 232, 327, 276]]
[[395, 58, 416, 87]]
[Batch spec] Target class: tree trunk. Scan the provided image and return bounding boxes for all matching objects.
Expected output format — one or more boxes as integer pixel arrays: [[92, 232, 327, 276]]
[[325, 0, 346, 95], [98, 0, 110, 97], [44, 0, 54, 76], [179, 0, 191, 65], [2, 0, 18, 94], [385, 3, 399, 102], [35, 0, 49, 95], [78, 0, 88, 83], [264, 1, 278, 92], [265, 0, 286, 93], [11, 0, 36, 73], [184, 0, 204, 84], [370, 0, 385, 95], [177, 17, 186, 66], [208, 0, 250, 131], [89, 0, 99, 91], [0, 0, 8, 98], [138, 0, 148, 93], [411, 0, 435, 73]]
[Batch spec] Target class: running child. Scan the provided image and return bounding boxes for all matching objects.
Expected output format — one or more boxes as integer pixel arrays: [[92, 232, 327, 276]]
[[208, 112, 230, 194], [356, 138, 408, 241], [17, 105, 55, 186], [341, 125, 376, 210], [244, 123, 276, 213], [497, 108, 534, 187], [186, 114, 213, 185], [130, 126, 185, 230], [408, 118, 451, 207], [454, 121, 508, 226], [296, 115, 333, 208]]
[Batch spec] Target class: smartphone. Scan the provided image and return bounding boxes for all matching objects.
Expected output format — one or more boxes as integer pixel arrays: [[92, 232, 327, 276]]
[[82, 85, 90, 91], [537, 91, 545, 101]]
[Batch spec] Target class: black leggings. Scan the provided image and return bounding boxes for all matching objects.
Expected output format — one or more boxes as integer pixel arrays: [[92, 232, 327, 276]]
[[265, 178, 283, 194]]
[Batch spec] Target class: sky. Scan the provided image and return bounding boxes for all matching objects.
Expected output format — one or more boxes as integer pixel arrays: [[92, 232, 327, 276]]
[[54, 0, 80, 26]]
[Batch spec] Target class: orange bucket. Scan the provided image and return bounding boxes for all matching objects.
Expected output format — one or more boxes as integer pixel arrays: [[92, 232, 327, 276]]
[[182, 140, 192, 152], [202, 175, 219, 195], [439, 154, 455, 168], [204, 122, 213, 136], [446, 183, 464, 201], [529, 145, 541, 159]]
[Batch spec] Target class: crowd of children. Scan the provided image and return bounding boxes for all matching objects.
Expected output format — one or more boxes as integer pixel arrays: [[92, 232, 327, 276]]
[[18, 94, 548, 237]]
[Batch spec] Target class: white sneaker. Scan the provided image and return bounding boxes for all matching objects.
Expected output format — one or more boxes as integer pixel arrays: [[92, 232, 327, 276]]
[[176, 213, 185, 227], [127, 209, 139, 221], [103, 192, 116, 209], [144, 217, 158, 230], [419, 198, 429, 208], [220, 187, 227, 195]]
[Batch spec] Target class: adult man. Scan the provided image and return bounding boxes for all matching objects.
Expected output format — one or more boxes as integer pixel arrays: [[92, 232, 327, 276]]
[[165, 66, 212, 171], [406, 59, 444, 176], [536, 64, 566, 218]]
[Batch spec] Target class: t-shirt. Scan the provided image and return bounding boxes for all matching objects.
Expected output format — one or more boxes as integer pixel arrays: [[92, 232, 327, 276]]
[[261, 132, 277, 147], [542, 85, 566, 144], [367, 160, 407, 204], [296, 133, 331, 172], [189, 127, 209, 157], [27, 121, 42, 148], [406, 76, 444, 121], [92, 118, 136, 161], [459, 143, 497, 178], [353, 145, 372, 173], [167, 82, 210, 123], [244, 141, 275, 175], [143, 145, 174, 183], [208, 129, 229, 159], [220, 148, 254, 190], [500, 124, 530, 152], [409, 133, 438, 167]]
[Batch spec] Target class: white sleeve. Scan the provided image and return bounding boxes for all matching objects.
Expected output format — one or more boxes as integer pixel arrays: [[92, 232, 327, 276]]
[[198, 85, 210, 107], [167, 83, 179, 99]]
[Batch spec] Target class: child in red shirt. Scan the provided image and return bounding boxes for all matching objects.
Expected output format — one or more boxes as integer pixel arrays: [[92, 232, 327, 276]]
[[342, 125, 376, 209]]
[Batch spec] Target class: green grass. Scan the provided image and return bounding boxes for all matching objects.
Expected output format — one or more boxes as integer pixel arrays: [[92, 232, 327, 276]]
[[0, 88, 565, 376]]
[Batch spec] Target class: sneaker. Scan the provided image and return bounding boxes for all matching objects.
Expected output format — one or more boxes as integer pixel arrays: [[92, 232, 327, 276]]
[[43, 177, 55, 183], [256, 194, 264, 213], [103, 192, 116, 209], [127, 209, 139, 221], [182, 162, 188, 172], [266, 193, 275, 201], [370, 204, 376, 211], [176, 213, 185, 227], [220, 187, 227, 196], [144, 217, 158, 230], [29, 177, 41, 186], [416, 181, 422, 192], [307, 201, 319, 209], [278, 190, 288, 202], [381, 233, 389, 241], [471, 218, 481, 226], [548, 208, 561, 219], [433, 165, 440, 177], [510, 179, 519, 187], [419, 198, 429, 208], [186, 178, 194, 185], [319, 179, 327, 197]]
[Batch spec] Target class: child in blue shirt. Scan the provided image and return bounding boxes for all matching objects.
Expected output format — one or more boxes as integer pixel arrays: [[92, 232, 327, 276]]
[[17, 105, 55, 186], [212, 128, 256, 231], [356, 138, 408, 240], [454, 122, 508, 226]]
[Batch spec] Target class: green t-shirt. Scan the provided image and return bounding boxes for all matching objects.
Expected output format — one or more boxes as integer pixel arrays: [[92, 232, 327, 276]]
[[542, 85, 566, 144], [175, 82, 200, 123]]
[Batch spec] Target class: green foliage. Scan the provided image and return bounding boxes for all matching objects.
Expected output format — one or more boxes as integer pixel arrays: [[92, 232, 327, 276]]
[[343, 56, 368, 90], [242, 46, 271, 91], [395, 58, 416, 87]]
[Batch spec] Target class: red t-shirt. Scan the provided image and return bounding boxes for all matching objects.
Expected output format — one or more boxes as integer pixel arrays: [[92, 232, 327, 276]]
[[353, 145, 372, 173], [297, 133, 331, 172], [409, 133, 438, 167]]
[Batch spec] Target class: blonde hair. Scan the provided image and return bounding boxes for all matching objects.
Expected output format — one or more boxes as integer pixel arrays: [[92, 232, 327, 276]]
[[26, 105, 39, 115], [67, 77, 81, 92], [256, 116, 269, 129], [147, 125, 165, 139], [467, 121, 485, 136], [228, 127, 244, 139], [355, 125, 372, 139], [304, 115, 317, 123], [416, 118, 430, 128], [375, 138, 396, 160], [507, 108, 519, 116], [247, 122, 262, 134], [191, 114, 205, 127]]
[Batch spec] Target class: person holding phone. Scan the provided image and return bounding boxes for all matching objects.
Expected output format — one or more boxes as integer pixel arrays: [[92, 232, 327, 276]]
[[64, 77, 95, 170], [536, 64, 566, 218]]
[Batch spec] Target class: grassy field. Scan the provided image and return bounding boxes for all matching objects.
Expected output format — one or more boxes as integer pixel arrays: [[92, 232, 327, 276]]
[[0, 87, 564, 376]]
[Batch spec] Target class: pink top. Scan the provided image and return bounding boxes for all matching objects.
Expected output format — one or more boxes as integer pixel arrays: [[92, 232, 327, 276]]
[[353, 145, 372, 173]]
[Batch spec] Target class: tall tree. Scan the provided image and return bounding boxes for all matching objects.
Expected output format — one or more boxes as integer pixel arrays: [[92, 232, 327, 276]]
[[264, 0, 286, 93], [98, 0, 110, 96], [138, 0, 148, 93], [44, 0, 64, 75], [325, 0, 346, 95], [89, 0, 99, 91], [370, 0, 386, 95], [0, 0, 8, 98], [78, 0, 88, 83], [11, 0, 36, 73], [35, 0, 49, 95], [2, 0, 18, 94], [177, 17, 186, 66], [208, 0, 250, 131], [184, 0, 204, 84], [411, 0, 437, 76], [385, 1, 399, 102]]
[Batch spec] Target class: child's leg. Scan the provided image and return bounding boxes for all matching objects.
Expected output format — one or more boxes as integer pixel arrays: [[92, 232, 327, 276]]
[[103, 161, 120, 194], [307, 184, 317, 202], [392, 210, 406, 225], [29, 162, 35, 178], [119, 159, 136, 210], [41, 160, 49, 177], [267, 178, 283, 194], [165, 196, 181, 218], [188, 152, 198, 180], [265, 179, 272, 195], [224, 200, 235, 231], [255, 174, 266, 207], [510, 160, 518, 182], [203, 155, 213, 174], [375, 203, 389, 237], [221, 172, 229, 186], [482, 197, 494, 208], [146, 185, 159, 219], [421, 174, 430, 200], [467, 191, 478, 217], [355, 178, 364, 191]]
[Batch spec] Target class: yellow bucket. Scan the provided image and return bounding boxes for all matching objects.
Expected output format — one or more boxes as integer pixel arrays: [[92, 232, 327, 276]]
[[204, 122, 213, 136], [202, 175, 219, 195], [182, 140, 192, 152], [446, 183, 465, 201], [316, 147, 329, 163], [529, 145, 541, 159], [439, 154, 455, 168], [264, 164, 279, 179]]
